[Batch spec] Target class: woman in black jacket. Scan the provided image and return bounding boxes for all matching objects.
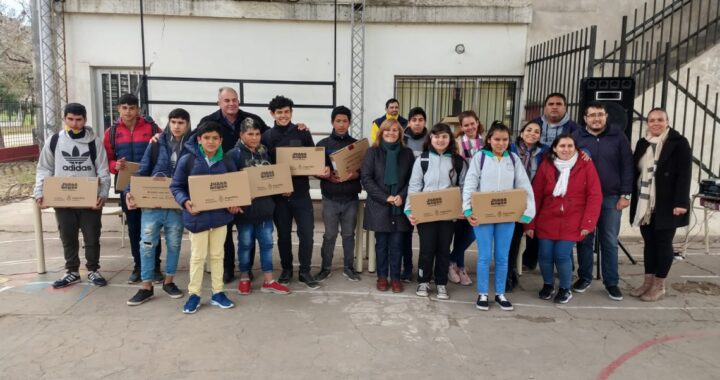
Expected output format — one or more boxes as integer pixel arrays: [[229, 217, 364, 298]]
[[629, 108, 691, 302], [361, 118, 415, 293]]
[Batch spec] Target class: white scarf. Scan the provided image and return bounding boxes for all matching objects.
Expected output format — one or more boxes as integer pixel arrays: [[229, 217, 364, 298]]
[[632, 127, 670, 226], [552, 152, 578, 197]]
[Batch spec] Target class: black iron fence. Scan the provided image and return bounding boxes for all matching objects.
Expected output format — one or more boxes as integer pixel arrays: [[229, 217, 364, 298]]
[[0, 101, 36, 148]]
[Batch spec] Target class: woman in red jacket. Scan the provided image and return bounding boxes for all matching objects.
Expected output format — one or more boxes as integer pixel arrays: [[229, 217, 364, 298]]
[[525, 133, 602, 304]]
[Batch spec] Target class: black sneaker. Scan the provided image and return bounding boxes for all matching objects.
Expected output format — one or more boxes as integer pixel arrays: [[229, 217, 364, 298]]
[[52, 272, 81, 289], [278, 269, 292, 285], [223, 271, 235, 284], [605, 285, 624, 301], [476, 294, 489, 311], [162, 282, 184, 299], [495, 294, 514, 311], [88, 271, 107, 287], [554, 288, 573, 304], [298, 272, 320, 289], [572, 278, 591, 293], [538, 284, 554, 300], [400, 272, 414, 283], [153, 269, 164, 284], [127, 288, 154, 306], [314, 269, 332, 282], [128, 268, 141, 284], [343, 267, 361, 282]]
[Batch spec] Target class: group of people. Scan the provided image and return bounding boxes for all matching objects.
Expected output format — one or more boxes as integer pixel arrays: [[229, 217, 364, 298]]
[[33, 90, 692, 314]]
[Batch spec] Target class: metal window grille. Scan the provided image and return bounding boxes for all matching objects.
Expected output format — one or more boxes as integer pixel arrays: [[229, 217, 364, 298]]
[[97, 72, 143, 131]]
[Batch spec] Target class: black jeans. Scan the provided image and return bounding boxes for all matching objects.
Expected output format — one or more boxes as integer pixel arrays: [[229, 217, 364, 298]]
[[417, 221, 454, 286], [121, 193, 160, 270], [320, 198, 358, 270], [55, 208, 102, 272], [509, 222, 539, 270], [273, 192, 314, 273], [401, 229, 414, 276], [640, 217, 676, 278]]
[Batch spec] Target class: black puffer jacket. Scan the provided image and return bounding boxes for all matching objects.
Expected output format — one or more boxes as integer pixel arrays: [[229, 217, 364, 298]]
[[316, 131, 362, 201], [360, 145, 415, 232], [197, 109, 269, 152], [228, 141, 275, 224]]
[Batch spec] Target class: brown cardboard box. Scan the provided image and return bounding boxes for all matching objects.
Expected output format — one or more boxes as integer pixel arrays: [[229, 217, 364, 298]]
[[276, 147, 325, 176], [130, 176, 181, 209], [244, 163, 294, 198], [188, 171, 251, 212], [115, 161, 140, 191], [409, 187, 463, 224], [471, 189, 527, 224], [43, 176, 98, 208], [330, 138, 369, 178]]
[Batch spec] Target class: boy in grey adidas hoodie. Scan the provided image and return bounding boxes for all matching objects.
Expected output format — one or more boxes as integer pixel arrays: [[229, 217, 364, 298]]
[[34, 103, 111, 289]]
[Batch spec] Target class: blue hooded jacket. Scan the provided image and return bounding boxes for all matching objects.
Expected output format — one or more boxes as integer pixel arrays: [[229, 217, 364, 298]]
[[127, 127, 191, 192]]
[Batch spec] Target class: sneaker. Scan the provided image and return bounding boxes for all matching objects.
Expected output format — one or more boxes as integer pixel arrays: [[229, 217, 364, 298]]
[[162, 282, 183, 299], [458, 268, 473, 286], [298, 272, 320, 289], [495, 294, 514, 311], [314, 269, 332, 282], [153, 269, 164, 284], [538, 284, 554, 300], [554, 288, 573, 304], [210, 292, 235, 309], [222, 271, 235, 284], [183, 294, 201, 314], [278, 269, 292, 285], [261, 280, 290, 295], [128, 268, 141, 284], [87, 271, 107, 287], [52, 272, 81, 289], [476, 294, 489, 310], [572, 278, 591, 293], [127, 288, 154, 306], [416, 282, 430, 297], [606, 286, 624, 301], [343, 267, 361, 281], [238, 279, 252, 295], [448, 264, 461, 284], [436, 285, 449, 300], [400, 272, 413, 283]]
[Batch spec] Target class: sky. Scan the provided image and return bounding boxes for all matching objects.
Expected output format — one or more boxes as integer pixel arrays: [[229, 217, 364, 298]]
[[2, 0, 26, 16]]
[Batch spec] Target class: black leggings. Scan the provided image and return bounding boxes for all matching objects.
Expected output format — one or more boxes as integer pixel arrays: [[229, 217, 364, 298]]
[[417, 221, 455, 286], [639, 217, 676, 278]]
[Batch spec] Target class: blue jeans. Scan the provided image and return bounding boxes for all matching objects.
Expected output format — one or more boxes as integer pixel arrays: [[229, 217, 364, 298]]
[[538, 239, 574, 289], [450, 219, 474, 268], [140, 209, 183, 282], [474, 222, 515, 295], [577, 195, 621, 287], [237, 220, 274, 273], [400, 229, 414, 276], [375, 231, 403, 280]]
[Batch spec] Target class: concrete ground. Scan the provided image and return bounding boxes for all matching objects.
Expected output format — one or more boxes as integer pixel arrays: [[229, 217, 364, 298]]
[[0, 199, 719, 380]]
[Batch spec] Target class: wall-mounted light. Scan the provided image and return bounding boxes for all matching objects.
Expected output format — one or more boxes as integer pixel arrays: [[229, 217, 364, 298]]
[[455, 44, 465, 54]]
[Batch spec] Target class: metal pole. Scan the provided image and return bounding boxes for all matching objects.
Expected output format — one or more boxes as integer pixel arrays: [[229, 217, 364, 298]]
[[140, 0, 149, 114], [587, 26, 597, 78], [333, 0, 337, 107], [661, 42, 670, 109], [33, 202, 46, 274], [619, 16, 628, 77]]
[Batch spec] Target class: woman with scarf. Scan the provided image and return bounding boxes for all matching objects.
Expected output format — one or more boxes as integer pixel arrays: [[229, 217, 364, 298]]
[[448, 110, 485, 286], [506, 121, 548, 290], [525, 133, 602, 304], [361, 118, 416, 293], [629, 108, 691, 302]]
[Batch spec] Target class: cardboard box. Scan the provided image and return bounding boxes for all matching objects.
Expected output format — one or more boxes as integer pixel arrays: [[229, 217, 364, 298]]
[[244, 163, 294, 198], [130, 176, 181, 209], [115, 161, 140, 192], [471, 189, 527, 224], [188, 171, 251, 212], [409, 187, 463, 224], [330, 138, 369, 178], [43, 176, 98, 208], [276, 147, 325, 176]]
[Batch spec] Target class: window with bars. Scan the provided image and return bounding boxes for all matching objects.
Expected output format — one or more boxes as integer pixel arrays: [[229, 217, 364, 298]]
[[394, 76, 522, 132], [95, 70, 144, 132]]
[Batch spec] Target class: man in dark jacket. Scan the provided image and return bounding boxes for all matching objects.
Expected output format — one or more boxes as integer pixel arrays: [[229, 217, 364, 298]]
[[572, 101, 633, 301], [261, 95, 319, 289], [533, 92, 582, 145], [315, 106, 362, 282]]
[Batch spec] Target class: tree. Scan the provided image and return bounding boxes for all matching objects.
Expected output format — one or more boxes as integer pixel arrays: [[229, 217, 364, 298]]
[[0, 1, 32, 103]]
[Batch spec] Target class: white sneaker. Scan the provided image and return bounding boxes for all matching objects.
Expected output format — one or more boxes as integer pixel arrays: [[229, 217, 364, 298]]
[[436, 285, 449, 300], [416, 282, 430, 297]]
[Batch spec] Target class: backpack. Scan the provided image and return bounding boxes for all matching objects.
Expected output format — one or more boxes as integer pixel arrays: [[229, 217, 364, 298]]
[[479, 150, 516, 170], [108, 116, 160, 155], [49, 133, 97, 167], [419, 151, 465, 186]]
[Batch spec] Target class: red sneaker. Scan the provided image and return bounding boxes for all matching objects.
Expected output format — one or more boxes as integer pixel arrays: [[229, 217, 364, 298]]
[[261, 280, 290, 295], [238, 279, 252, 295]]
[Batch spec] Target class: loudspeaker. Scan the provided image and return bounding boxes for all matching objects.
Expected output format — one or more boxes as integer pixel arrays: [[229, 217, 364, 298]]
[[578, 77, 635, 138]]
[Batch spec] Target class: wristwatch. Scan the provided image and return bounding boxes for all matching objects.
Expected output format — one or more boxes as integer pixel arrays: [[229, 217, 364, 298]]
[[622, 194, 631, 200]]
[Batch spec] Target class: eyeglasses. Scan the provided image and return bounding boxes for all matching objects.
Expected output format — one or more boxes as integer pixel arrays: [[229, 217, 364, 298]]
[[586, 112, 607, 118]]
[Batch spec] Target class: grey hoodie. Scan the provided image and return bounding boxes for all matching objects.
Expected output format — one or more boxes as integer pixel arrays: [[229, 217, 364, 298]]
[[33, 127, 111, 199], [405, 151, 467, 214]]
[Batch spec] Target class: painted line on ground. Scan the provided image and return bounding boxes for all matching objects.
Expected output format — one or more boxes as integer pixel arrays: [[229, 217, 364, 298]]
[[0, 285, 14, 293], [680, 275, 720, 278]]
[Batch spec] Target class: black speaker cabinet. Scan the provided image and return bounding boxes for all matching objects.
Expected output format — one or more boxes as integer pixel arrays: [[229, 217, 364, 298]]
[[578, 77, 635, 138]]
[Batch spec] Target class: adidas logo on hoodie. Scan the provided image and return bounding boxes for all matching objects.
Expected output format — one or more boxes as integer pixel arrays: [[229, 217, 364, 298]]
[[61, 146, 93, 171]]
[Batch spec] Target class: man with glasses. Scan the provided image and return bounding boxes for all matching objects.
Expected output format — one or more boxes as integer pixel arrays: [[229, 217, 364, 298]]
[[572, 101, 633, 301], [533, 92, 582, 145]]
